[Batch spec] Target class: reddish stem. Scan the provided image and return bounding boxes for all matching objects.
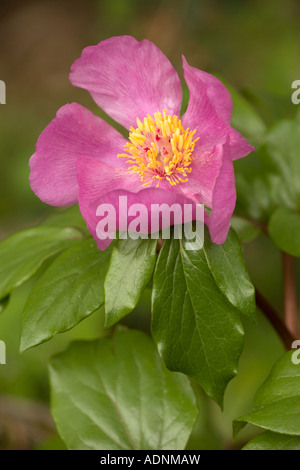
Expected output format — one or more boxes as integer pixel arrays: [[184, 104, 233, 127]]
[[282, 252, 299, 338], [255, 288, 296, 350]]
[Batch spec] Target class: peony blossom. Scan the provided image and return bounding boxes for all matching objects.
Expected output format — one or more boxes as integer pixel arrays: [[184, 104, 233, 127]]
[[29, 35, 254, 249]]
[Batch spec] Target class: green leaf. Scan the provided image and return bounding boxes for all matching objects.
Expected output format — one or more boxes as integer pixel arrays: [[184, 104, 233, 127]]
[[20, 238, 113, 352], [235, 119, 300, 223], [234, 149, 274, 223], [268, 207, 300, 257], [49, 328, 197, 450], [203, 228, 256, 321], [42, 205, 89, 234], [0, 295, 9, 314], [263, 119, 300, 210], [221, 80, 266, 143], [0, 226, 83, 299], [234, 397, 300, 437], [253, 350, 300, 407], [230, 216, 261, 243], [243, 431, 300, 450], [151, 232, 244, 407], [104, 238, 157, 328], [234, 351, 300, 438]]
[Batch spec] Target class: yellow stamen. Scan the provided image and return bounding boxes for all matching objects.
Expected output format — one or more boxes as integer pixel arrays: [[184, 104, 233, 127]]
[[118, 110, 199, 187]]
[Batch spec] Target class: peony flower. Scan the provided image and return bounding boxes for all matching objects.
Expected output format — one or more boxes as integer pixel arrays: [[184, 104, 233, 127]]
[[29, 35, 254, 249]]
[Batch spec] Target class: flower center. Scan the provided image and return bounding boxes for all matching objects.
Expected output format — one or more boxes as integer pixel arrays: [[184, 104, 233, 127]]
[[118, 110, 198, 187]]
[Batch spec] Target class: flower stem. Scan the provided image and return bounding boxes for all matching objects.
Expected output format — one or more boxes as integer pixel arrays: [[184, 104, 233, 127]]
[[282, 252, 299, 338], [156, 237, 163, 253], [255, 288, 296, 350]]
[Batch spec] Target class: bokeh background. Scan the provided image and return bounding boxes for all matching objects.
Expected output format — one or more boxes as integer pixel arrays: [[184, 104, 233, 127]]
[[0, 0, 299, 450]]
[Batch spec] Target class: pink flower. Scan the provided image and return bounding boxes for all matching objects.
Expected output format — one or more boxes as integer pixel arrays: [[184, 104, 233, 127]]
[[29, 36, 254, 249]]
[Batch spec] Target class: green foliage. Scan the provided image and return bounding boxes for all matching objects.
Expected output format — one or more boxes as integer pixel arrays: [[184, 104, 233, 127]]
[[224, 80, 267, 144], [0, 295, 9, 314], [151, 230, 247, 407], [230, 217, 261, 244], [253, 351, 300, 404], [234, 351, 300, 444], [263, 120, 300, 210], [49, 328, 197, 450], [235, 118, 300, 227], [41, 205, 89, 233], [268, 208, 300, 257], [203, 228, 256, 321], [20, 238, 113, 352], [104, 238, 157, 328], [243, 431, 300, 450], [0, 226, 83, 300], [235, 397, 300, 436]]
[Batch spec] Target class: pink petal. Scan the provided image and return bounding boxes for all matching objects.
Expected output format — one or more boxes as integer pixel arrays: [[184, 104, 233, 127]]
[[208, 139, 236, 244], [76, 158, 203, 250], [182, 56, 232, 123], [182, 57, 254, 160], [178, 146, 223, 209], [70, 36, 182, 129], [29, 103, 127, 206]]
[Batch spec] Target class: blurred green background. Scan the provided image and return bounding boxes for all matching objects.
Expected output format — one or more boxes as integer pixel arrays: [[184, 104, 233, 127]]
[[0, 0, 299, 449]]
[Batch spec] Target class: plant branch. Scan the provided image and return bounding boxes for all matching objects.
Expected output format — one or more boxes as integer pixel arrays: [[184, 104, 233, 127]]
[[255, 288, 296, 350], [282, 252, 299, 338], [156, 237, 163, 253]]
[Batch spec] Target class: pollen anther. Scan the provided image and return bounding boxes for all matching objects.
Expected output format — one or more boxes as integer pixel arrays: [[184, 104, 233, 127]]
[[118, 110, 198, 187]]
